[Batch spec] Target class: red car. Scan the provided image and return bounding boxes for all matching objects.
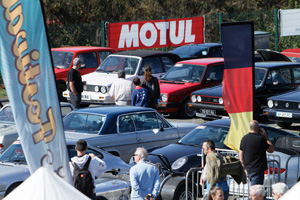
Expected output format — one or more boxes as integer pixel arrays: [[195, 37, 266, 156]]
[[158, 58, 224, 118], [282, 48, 300, 63], [51, 46, 117, 101]]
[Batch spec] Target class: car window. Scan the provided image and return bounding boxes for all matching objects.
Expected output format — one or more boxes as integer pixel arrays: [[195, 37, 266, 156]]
[[98, 51, 114, 63], [133, 112, 161, 131], [210, 47, 223, 57], [0, 143, 26, 164], [0, 106, 14, 122], [161, 57, 175, 72], [118, 115, 135, 133], [139, 57, 163, 75], [51, 51, 74, 69], [67, 145, 104, 159], [293, 67, 300, 84], [204, 64, 224, 84], [255, 68, 267, 87], [265, 128, 288, 145], [97, 56, 139, 75], [63, 113, 105, 134], [77, 52, 98, 68], [265, 68, 292, 86]]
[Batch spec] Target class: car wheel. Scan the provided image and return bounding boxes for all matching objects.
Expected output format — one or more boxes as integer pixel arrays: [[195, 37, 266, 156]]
[[4, 182, 22, 197], [276, 122, 292, 128], [174, 186, 196, 200], [57, 82, 67, 102], [179, 99, 196, 118]]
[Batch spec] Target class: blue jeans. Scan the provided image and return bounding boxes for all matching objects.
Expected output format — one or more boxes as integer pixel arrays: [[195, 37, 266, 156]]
[[248, 171, 265, 186], [70, 93, 81, 109]]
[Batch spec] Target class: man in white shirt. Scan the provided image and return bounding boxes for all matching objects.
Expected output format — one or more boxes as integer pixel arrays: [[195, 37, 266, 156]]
[[109, 70, 135, 105]]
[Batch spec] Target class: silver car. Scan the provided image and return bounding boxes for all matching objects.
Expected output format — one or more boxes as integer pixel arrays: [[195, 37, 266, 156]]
[[0, 103, 74, 153], [0, 139, 131, 199]]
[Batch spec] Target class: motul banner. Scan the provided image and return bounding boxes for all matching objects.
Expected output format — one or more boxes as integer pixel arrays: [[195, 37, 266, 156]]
[[108, 16, 204, 51]]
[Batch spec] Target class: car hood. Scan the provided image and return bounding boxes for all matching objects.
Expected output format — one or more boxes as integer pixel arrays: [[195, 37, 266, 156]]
[[65, 131, 98, 140], [0, 123, 17, 136], [191, 84, 223, 97], [268, 89, 300, 102], [159, 81, 197, 94], [149, 143, 202, 164], [0, 163, 30, 181], [81, 72, 120, 86]]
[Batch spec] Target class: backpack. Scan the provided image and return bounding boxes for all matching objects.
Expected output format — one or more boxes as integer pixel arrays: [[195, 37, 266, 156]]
[[72, 156, 95, 197]]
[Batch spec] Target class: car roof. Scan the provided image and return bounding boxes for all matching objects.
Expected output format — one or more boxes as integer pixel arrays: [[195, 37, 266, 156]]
[[71, 105, 155, 116], [174, 43, 222, 48], [255, 61, 300, 69], [113, 50, 180, 59], [51, 46, 116, 52], [282, 48, 300, 53], [177, 57, 224, 65]]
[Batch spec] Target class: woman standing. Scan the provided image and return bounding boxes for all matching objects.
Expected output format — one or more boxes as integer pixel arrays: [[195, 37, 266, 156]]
[[141, 65, 160, 109]]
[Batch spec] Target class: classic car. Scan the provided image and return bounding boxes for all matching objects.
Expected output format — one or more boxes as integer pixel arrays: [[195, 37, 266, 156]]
[[63, 106, 198, 162], [169, 43, 223, 60], [148, 119, 300, 196], [158, 58, 224, 118], [52, 46, 117, 101], [263, 86, 300, 127], [0, 139, 131, 199], [62, 50, 181, 105], [0, 103, 74, 152], [189, 62, 300, 119]]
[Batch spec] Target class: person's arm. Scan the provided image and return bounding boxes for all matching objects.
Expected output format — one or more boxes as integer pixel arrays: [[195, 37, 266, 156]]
[[239, 150, 248, 177], [69, 81, 78, 95], [260, 128, 274, 153], [131, 90, 136, 106], [151, 168, 161, 199]]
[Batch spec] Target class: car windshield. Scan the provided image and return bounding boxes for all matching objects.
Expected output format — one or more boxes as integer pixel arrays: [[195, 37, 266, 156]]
[[63, 113, 106, 134], [171, 46, 209, 59], [178, 125, 229, 149], [51, 51, 74, 69], [161, 64, 205, 83], [0, 106, 14, 122], [0, 143, 26, 164], [96, 56, 140, 75], [255, 68, 267, 88]]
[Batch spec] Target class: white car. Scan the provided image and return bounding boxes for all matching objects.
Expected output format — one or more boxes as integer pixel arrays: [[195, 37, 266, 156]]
[[63, 50, 180, 105]]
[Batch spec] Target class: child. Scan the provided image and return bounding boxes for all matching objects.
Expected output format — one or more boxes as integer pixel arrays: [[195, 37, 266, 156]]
[[131, 77, 150, 107]]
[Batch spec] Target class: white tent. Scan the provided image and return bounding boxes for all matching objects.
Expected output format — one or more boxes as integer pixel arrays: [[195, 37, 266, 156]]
[[280, 181, 300, 200], [4, 167, 90, 200]]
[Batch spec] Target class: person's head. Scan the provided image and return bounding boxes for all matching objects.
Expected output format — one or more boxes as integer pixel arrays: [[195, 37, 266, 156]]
[[249, 120, 260, 134], [202, 140, 215, 155], [118, 70, 126, 78], [73, 58, 82, 69], [250, 185, 265, 200], [208, 186, 224, 200], [75, 139, 87, 153], [272, 182, 288, 200], [133, 147, 148, 163], [143, 65, 152, 82], [133, 77, 141, 86]]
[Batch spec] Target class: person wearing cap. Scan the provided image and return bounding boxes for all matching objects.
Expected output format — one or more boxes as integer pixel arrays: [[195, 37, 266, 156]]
[[67, 58, 86, 109], [109, 70, 135, 105]]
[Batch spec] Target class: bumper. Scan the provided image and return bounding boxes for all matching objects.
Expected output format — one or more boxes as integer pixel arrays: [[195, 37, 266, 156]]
[[263, 108, 300, 123], [157, 102, 180, 114], [63, 90, 115, 104], [189, 102, 228, 119]]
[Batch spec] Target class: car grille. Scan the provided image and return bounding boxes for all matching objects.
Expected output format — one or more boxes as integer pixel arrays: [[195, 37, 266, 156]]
[[201, 96, 220, 103], [84, 85, 100, 92], [275, 101, 299, 109]]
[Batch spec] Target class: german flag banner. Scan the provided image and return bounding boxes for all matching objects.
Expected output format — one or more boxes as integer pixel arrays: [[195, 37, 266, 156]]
[[221, 22, 254, 151], [0, 0, 72, 183]]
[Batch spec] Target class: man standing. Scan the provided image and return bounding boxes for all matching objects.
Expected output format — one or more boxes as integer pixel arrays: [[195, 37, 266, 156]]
[[109, 70, 134, 105], [130, 147, 160, 200], [201, 140, 229, 200], [67, 58, 86, 109], [70, 139, 107, 199], [239, 120, 274, 186]]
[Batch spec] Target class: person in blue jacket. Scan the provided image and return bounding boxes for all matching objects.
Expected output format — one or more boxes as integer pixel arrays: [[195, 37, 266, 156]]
[[132, 77, 150, 107]]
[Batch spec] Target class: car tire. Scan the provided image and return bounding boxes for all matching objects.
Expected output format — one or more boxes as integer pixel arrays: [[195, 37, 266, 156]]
[[4, 182, 22, 197], [179, 99, 196, 119], [276, 122, 292, 128], [174, 186, 196, 200], [57, 82, 67, 102]]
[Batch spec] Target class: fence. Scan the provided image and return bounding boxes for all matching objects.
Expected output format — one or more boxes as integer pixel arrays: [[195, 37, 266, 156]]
[[185, 149, 300, 200]]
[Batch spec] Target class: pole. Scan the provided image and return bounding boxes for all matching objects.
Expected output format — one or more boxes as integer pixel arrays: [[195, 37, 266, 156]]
[[219, 12, 223, 43], [275, 9, 279, 51]]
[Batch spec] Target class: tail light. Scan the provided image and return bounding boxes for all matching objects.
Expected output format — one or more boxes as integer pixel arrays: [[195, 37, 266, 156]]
[[265, 167, 286, 175], [0, 143, 3, 148]]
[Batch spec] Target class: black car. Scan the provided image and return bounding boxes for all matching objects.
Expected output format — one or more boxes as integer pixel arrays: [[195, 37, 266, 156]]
[[189, 62, 300, 119], [169, 43, 223, 60], [264, 86, 300, 127]]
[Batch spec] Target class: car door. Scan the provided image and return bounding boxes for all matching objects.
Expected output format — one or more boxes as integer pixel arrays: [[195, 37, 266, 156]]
[[133, 112, 179, 150], [77, 52, 99, 75], [202, 64, 224, 88]]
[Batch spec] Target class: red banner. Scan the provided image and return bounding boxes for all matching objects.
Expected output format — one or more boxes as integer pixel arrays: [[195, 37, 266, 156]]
[[108, 17, 204, 51]]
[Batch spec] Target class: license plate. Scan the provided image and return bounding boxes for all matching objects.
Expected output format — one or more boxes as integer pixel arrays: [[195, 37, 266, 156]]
[[200, 109, 216, 115], [276, 112, 292, 118], [82, 95, 90, 100]]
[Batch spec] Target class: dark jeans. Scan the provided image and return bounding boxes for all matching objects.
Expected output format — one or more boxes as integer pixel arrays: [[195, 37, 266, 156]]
[[248, 171, 265, 186], [70, 93, 81, 109], [224, 190, 229, 200]]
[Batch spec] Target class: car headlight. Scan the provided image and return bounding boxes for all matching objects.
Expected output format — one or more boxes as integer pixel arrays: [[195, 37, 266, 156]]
[[161, 94, 168, 102], [94, 86, 99, 92], [100, 86, 107, 94], [267, 100, 273, 108], [172, 156, 188, 170], [218, 98, 223, 104], [191, 95, 196, 103], [83, 85, 87, 91], [298, 103, 300, 109], [197, 96, 202, 102]]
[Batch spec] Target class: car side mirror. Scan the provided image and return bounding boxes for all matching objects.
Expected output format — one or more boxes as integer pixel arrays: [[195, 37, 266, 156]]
[[160, 127, 164, 131]]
